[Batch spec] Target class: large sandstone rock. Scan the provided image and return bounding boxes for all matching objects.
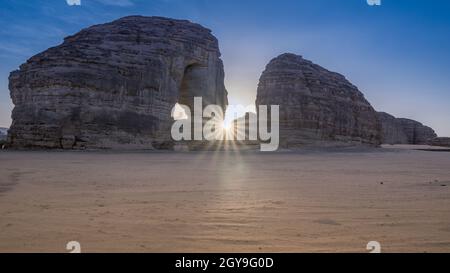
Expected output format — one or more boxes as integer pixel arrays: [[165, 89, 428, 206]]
[[256, 53, 381, 147], [377, 112, 437, 144], [8, 16, 227, 149]]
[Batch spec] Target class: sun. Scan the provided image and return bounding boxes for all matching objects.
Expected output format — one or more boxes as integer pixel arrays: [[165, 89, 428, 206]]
[[222, 121, 231, 131]]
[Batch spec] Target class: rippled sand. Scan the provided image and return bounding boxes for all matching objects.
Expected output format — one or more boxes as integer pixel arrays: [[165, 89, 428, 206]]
[[0, 147, 449, 253]]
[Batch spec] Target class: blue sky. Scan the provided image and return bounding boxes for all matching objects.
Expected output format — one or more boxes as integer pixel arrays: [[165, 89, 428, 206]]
[[0, 0, 449, 135]]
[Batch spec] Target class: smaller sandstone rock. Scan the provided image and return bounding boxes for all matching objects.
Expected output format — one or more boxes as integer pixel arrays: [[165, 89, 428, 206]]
[[256, 53, 381, 147]]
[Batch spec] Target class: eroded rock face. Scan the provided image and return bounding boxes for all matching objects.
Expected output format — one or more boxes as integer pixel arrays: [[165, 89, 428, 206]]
[[256, 53, 381, 147], [377, 112, 409, 144], [8, 16, 227, 149], [377, 112, 437, 144]]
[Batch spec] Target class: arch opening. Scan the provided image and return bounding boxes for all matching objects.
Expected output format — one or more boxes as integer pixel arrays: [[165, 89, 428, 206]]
[[178, 63, 205, 108], [172, 63, 205, 121]]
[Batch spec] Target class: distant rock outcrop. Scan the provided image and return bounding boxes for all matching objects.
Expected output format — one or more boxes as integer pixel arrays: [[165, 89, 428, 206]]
[[397, 118, 437, 145], [256, 53, 381, 147], [429, 137, 450, 147], [8, 16, 227, 149], [377, 112, 437, 144]]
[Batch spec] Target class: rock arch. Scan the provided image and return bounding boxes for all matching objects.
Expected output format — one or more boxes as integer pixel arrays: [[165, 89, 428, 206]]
[[7, 16, 227, 149], [178, 63, 205, 109]]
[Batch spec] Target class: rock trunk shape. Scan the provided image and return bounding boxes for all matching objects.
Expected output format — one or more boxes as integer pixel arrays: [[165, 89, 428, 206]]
[[377, 112, 437, 144], [8, 16, 227, 149], [256, 53, 381, 147]]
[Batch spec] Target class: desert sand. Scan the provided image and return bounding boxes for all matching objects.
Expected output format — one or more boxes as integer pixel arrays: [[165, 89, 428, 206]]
[[0, 146, 449, 253]]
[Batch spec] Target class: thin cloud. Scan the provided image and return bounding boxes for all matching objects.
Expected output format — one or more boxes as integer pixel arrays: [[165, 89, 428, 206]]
[[0, 42, 35, 58], [66, 0, 81, 6]]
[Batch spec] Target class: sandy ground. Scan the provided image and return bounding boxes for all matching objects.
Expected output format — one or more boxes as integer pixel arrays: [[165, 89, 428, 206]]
[[0, 147, 449, 253]]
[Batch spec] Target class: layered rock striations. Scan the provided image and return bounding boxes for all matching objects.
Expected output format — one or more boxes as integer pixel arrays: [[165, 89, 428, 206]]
[[8, 16, 227, 149], [377, 112, 409, 144], [397, 118, 437, 145], [256, 53, 381, 147], [377, 112, 437, 144]]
